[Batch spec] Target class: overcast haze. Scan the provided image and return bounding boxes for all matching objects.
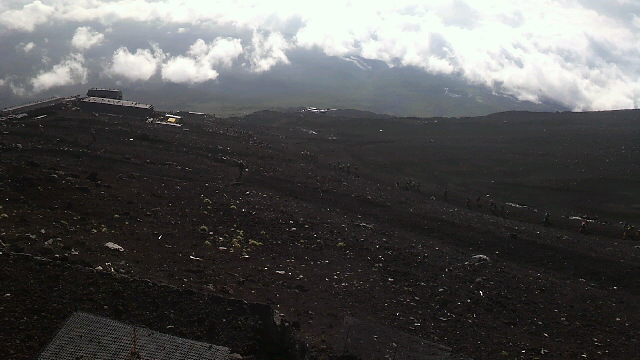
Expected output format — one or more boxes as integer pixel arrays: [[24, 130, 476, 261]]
[[1, 0, 639, 116]]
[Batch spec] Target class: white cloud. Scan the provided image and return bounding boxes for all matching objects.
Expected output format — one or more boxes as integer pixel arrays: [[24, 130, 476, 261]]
[[161, 38, 243, 83], [295, 1, 640, 110], [1, 0, 302, 32], [11, 83, 28, 96], [341, 56, 372, 71], [0, 1, 54, 31], [188, 38, 243, 68], [22, 42, 35, 52], [107, 45, 165, 81], [30, 53, 87, 93], [105, 38, 243, 84], [249, 31, 291, 73], [0, 76, 27, 96], [161, 56, 219, 83], [72, 26, 104, 50], [1, 0, 638, 110]]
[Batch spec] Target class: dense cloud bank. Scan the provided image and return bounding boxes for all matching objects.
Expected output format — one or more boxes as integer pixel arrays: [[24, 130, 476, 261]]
[[1, 0, 639, 111]]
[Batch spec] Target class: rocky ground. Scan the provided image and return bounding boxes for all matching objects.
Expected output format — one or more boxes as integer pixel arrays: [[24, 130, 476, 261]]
[[1, 105, 639, 359]]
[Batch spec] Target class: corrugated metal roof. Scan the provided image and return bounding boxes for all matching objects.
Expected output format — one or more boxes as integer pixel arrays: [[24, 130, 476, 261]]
[[37, 312, 230, 360], [81, 96, 153, 109]]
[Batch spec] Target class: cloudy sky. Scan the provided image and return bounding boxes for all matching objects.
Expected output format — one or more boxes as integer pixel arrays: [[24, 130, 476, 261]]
[[1, 0, 639, 114]]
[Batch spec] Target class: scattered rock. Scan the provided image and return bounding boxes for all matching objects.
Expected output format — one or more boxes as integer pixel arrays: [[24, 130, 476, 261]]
[[470, 254, 491, 265], [104, 242, 124, 252]]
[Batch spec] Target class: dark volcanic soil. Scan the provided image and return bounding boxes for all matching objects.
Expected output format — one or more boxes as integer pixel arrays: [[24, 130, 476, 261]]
[[1, 106, 640, 359]]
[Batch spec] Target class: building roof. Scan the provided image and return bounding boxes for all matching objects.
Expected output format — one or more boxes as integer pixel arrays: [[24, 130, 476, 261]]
[[88, 88, 122, 92], [37, 312, 230, 360], [1, 97, 67, 114], [81, 96, 153, 109]]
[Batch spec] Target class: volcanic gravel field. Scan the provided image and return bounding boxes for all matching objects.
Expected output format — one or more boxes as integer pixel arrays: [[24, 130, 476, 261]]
[[1, 105, 640, 359]]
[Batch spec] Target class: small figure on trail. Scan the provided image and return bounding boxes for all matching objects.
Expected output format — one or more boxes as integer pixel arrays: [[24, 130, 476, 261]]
[[500, 204, 505, 218], [87, 129, 97, 148], [622, 221, 631, 239], [443, 190, 449, 202], [403, 178, 419, 191], [543, 211, 551, 226], [466, 197, 471, 209], [127, 349, 142, 360], [580, 221, 587, 234], [235, 160, 246, 182], [126, 328, 142, 360], [623, 224, 635, 240], [489, 200, 497, 214]]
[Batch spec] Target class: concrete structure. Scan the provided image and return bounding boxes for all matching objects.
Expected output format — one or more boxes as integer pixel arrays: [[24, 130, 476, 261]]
[[165, 114, 183, 123], [37, 312, 230, 360], [87, 88, 123, 100], [79, 97, 154, 118]]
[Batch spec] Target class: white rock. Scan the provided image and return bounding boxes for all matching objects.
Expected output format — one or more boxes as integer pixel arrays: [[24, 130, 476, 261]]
[[104, 242, 124, 252], [470, 254, 491, 264]]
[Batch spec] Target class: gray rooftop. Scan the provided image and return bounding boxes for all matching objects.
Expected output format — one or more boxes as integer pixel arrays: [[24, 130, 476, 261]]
[[81, 96, 153, 109], [37, 312, 230, 360], [1, 97, 67, 114]]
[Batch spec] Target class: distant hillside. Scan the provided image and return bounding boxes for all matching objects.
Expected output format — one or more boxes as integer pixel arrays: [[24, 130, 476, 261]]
[[155, 51, 567, 117], [0, 48, 570, 118]]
